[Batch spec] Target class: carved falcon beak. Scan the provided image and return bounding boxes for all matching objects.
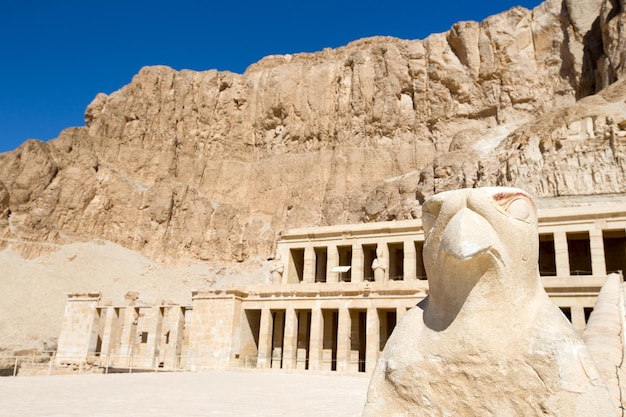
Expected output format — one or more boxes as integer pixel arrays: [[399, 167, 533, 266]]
[[439, 207, 503, 265]]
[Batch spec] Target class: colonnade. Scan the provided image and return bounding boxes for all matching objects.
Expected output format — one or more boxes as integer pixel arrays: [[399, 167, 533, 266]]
[[252, 304, 410, 373], [278, 221, 626, 284], [55, 202, 626, 373], [56, 297, 189, 369], [540, 230, 619, 277], [280, 240, 426, 284]]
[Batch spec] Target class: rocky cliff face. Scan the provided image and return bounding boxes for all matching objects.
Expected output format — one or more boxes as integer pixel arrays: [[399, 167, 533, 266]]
[[1, 0, 625, 269]]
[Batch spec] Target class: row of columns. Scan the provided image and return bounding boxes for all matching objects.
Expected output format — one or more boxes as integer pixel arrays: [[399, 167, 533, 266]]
[[290, 241, 420, 284], [289, 227, 622, 283], [56, 298, 186, 369], [552, 230, 606, 276], [109, 305, 186, 368], [255, 306, 407, 372]]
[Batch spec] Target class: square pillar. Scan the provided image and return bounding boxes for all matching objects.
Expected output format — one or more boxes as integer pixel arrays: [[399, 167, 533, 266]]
[[56, 293, 102, 365], [118, 306, 139, 367], [188, 290, 242, 370], [365, 307, 380, 373], [571, 306, 586, 335], [143, 306, 164, 368], [271, 310, 286, 369], [162, 306, 185, 369], [589, 229, 607, 276], [296, 311, 310, 370], [257, 308, 273, 369], [351, 244, 364, 283], [303, 246, 316, 283], [308, 307, 323, 370], [396, 306, 407, 323], [336, 308, 351, 372], [553, 231, 570, 276], [282, 308, 298, 369], [118, 305, 139, 365], [327, 245, 339, 283], [403, 241, 417, 281], [99, 306, 117, 359]]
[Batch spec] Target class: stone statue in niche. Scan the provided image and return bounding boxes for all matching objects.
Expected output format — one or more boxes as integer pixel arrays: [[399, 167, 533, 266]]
[[269, 254, 284, 284], [363, 187, 615, 417], [371, 246, 387, 282]]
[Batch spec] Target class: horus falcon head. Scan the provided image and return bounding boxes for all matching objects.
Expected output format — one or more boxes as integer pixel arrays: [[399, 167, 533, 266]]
[[420, 187, 539, 327]]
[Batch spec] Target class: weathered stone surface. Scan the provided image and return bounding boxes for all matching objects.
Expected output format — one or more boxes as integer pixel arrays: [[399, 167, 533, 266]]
[[415, 77, 626, 202], [0, 181, 9, 217], [583, 273, 626, 416], [364, 187, 615, 416], [1, 0, 626, 351], [1, 0, 624, 264]]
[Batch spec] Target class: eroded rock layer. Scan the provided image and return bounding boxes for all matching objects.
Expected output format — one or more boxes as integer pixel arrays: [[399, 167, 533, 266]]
[[1, 0, 625, 267]]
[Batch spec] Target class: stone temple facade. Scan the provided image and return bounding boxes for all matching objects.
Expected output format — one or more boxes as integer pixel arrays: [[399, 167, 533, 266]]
[[55, 196, 626, 373]]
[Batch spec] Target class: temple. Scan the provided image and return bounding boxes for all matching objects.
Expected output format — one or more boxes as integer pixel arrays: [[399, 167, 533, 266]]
[[55, 196, 626, 373]]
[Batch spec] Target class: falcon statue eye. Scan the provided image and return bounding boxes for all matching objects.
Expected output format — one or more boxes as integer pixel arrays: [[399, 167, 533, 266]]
[[505, 198, 532, 222], [490, 191, 535, 223]]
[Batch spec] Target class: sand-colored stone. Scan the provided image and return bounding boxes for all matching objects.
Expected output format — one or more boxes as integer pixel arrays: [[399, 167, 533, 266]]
[[2, 0, 626, 354], [1, 0, 626, 266], [363, 187, 615, 416], [50, 197, 626, 388], [583, 273, 626, 415]]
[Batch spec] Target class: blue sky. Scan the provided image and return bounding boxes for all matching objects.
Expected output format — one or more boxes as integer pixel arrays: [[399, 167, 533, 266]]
[[0, 0, 542, 154]]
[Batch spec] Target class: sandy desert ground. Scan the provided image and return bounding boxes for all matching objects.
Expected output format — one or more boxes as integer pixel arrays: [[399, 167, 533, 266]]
[[0, 241, 270, 353], [0, 369, 370, 417]]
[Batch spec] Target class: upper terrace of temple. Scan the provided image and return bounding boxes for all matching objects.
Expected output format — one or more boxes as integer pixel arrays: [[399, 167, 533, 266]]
[[275, 199, 626, 285]]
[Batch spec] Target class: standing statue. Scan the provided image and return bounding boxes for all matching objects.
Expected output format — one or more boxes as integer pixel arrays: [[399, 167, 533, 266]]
[[363, 187, 614, 417], [371, 246, 387, 283], [269, 254, 284, 284]]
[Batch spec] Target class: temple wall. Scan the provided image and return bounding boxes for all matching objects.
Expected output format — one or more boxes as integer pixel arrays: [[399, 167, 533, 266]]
[[55, 293, 101, 365], [186, 291, 243, 371], [55, 200, 626, 373]]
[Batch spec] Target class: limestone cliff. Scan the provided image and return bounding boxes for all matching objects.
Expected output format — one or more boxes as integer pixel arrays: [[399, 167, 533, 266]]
[[0, 0, 625, 261], [2, 0, 625, 269]]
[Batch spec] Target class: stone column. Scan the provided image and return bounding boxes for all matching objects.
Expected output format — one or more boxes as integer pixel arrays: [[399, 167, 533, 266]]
[[296, 311, 309, 370], [272, 310, 285, 369], [589, 229, 607, 276], [99, 307, 117, 359], [403, 240, 417, 281], [571, 306, 586, 335], [396, 306, 407, 323], [336, 308, 351, 372], [321, 310, 335, 371], [308, 307, 323, 370], [351, 244, 364, 283], [144, 306, 164, 368], [55, 293, 102, 365], [327, 244, 339, 283], [282, 308, 298, 369], [257, 308, 273, 369], [553, 231, 570, 276], [162, 306, 185, 369], [118, 306, 139, 367], [365, 307, 380, 373], [303, 246, 316, 283]]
